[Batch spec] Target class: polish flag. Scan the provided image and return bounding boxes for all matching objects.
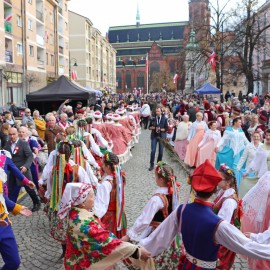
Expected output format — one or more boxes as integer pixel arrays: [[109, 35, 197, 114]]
[[173, 73, 180, 84], [71, 70, 77, 80], [5, 15, 12, 22], [208, 51, 217, 70]]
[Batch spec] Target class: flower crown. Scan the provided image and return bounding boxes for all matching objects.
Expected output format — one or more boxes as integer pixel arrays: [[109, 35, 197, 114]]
[[155, 161, 175, 182], [104, 150, 111, 163], [219, 163, 235, 178]]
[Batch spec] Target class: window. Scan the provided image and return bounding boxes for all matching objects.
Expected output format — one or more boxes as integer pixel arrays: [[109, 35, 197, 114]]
[[28, 0, 32, 4], [50, 54, 54, 66], [17, 43, 23, 55], [16, 15, 22, 27], [46, 53, 48, 65], [28, 19, 33, 31], [29, 45, 34, 57], [65, 4, 67, 11]]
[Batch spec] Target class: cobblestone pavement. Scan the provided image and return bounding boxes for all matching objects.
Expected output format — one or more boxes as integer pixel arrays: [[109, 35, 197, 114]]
[[1, 129, 248, 269]]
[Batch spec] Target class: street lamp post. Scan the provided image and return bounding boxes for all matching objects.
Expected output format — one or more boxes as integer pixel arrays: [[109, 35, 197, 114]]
[[220, 22, 224, 93]]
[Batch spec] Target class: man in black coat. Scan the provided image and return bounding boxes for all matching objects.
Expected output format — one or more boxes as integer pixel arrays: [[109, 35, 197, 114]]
[[187, 102, 197, 123], [148, 107, 168, 171], [4, 127, 40, 211]]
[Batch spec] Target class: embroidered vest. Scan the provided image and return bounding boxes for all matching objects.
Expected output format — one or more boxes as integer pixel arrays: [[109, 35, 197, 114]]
[[150, 194, 172, 229]]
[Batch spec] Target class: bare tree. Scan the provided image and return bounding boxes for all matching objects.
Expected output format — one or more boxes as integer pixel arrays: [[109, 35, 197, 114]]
[[230, 0, 270, 94]]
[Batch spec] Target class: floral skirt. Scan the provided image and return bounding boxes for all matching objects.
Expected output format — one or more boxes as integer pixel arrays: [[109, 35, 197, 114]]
[[155, 240, 181, 270], [47, 207, 67, 244]]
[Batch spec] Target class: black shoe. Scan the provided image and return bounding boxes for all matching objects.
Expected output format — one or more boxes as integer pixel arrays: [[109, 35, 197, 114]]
[[31, 202, 41, 212], [148, 166, 154, 171]]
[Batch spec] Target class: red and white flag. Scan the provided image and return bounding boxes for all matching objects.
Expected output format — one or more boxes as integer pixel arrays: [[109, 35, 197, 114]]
[[173, 73, 180, 84], [208, 51, 217, 70], [5, 15, 12, 22], [71, 70, 77, 81]]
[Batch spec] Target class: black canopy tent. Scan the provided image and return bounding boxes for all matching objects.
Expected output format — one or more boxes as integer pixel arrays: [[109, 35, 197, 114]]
[[26, 75, 96, 114]]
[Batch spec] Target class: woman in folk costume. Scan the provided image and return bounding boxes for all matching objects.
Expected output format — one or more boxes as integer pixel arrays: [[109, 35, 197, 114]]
[[92, 111, 113, 149], [122, 161, 181, 269], [0, 175, 32, 270], [184, 112, 208, 167], [216, 106, 226, 135], [196, 121, 221, 167], [127, 105, 139, 144], [94, 151, 127, 238], [203, 103, 214, 124], [166, 118, 176, 146], [71, 139, 99, 190], [215, 117, 249, 171], [140, 159, 270, 270], [76, 119, 104, 168], [213, 164, 241, 270], [174, 114, 192, 160], [58, 183, 154, 270], [116, 108, 134, 147], [241, 171, 270, 270], [107, 114, 131, 164], [132, 103, 142, 135], [45, 141, 91, 258], [236, 131, 263, 198]]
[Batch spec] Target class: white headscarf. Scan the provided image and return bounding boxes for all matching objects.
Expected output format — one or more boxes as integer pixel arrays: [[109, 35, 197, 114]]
[[58, 183, 92, 220]]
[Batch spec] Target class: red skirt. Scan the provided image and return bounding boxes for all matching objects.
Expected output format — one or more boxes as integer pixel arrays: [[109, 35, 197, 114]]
[[217, 245, 236, 270], [101, 210, 127, 238]]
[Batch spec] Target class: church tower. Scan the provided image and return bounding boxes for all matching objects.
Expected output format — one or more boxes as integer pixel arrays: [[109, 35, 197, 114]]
[[189, 0, 210, 38]]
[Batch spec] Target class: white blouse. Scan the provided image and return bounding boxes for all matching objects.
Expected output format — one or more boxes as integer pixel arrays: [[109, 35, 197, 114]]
[[127, 187, 169, 242], [140, 207, 270, 260], [198, 129, 221, 148], [236, 142, 263, 171], [94, 175, 114, 218], [214, 188, 237, 222]]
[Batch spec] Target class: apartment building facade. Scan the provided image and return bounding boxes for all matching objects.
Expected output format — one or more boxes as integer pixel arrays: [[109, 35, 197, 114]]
[[0, 0, 69, 108], [69, 11, 116, 91]]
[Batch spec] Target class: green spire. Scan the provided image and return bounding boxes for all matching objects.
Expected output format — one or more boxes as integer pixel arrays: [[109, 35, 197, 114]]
[[136, 1, 140, 26], [186, 28, 198, 50]]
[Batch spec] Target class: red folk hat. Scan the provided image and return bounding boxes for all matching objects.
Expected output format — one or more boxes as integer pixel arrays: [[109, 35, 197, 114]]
[[217, 106, 224, 113], [204, 103, 211, 110], [191, 159, 222, 192], [76, 109, 85, 114]]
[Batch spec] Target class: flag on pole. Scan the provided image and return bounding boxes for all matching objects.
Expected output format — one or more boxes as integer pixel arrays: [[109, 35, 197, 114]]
[[208, 51, 217, 70], [5, 15, 12, 22], [71, 70, 77, 81], [173, 73, 180, 84]]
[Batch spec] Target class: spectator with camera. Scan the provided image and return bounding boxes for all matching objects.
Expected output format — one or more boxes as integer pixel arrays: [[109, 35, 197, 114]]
[[148, 106, 168, 171]]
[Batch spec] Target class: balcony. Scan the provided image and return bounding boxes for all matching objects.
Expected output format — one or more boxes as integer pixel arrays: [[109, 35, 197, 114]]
[[36, 34, 44, 46], [4, 22, 12, 33], [5, 50, 13, 63], [59, 46, 64, 54], [37, 59, 45, 69], [36, 10, 44, 22]]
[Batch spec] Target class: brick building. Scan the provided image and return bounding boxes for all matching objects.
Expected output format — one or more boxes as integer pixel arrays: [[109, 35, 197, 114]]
[[108, 0, 210, 93]]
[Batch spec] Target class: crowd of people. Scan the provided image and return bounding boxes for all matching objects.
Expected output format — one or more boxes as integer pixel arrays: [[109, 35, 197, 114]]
[[1, 90, 270, 269]]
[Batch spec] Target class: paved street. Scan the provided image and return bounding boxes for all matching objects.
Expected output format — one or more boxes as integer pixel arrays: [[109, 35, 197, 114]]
[[1, 129, 248, 269]]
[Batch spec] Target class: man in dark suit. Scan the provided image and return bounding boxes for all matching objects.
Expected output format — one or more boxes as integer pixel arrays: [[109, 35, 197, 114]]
[[148, 107, 168, 171], [4, 127, 40, 211]]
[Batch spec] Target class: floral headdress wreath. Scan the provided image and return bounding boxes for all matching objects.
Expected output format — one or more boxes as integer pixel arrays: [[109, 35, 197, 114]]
[[219, 163, 236, 179], [155, 161, 176, 184]]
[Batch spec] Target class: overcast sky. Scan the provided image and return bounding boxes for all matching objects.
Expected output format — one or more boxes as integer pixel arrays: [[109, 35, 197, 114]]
[[68, 0, 189, 36], [68, 0, 266, 36]]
